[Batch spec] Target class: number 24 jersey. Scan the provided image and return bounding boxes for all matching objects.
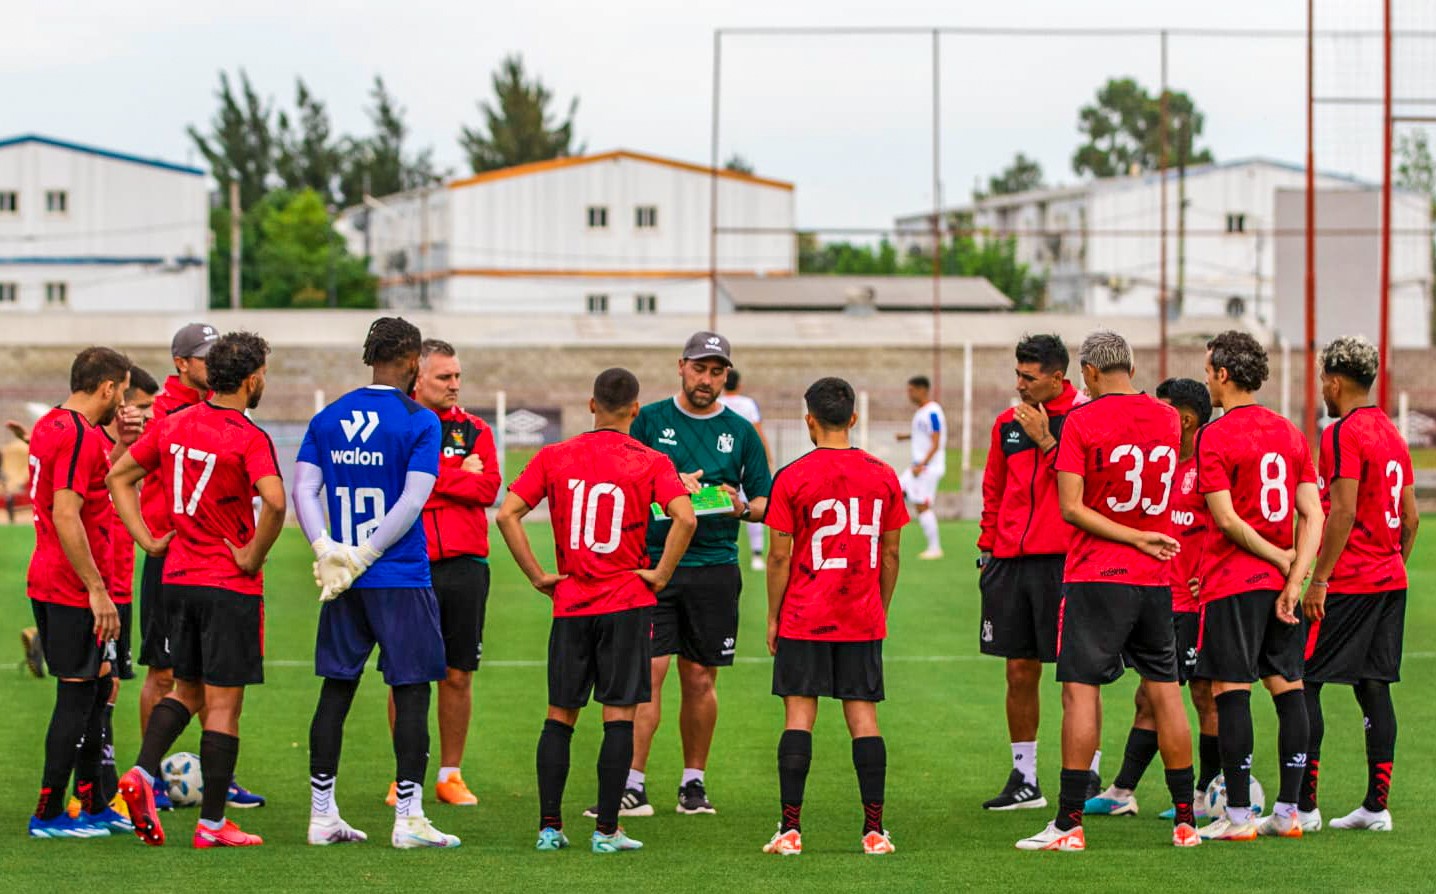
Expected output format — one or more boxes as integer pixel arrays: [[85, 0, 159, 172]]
[[765, 448, 908, 641]]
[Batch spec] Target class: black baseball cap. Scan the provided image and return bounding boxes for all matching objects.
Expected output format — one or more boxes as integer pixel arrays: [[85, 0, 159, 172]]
[[682, 331, 731, 364], [171, 322, 218, 359]]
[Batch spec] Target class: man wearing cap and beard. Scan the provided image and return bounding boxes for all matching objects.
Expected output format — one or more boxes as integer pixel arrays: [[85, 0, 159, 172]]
[[585, 331, 772, 819]]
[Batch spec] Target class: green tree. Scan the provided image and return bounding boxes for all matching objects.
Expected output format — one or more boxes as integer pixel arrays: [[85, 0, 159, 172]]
[[275, 79, 343, 206], [338, 77, 441, 205], [979, 152, 1044, 199], [459, 54, 580, 173], [187, 69, 274, 209], [1072, 77, 1212, 178], [796, 236, 1043, 308], [1396, 130, 1436, 212], [724, 154, 754, 175]]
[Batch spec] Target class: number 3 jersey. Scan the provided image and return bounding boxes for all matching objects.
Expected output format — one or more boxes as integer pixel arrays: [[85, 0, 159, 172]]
[[128, 402, 281, 596], [1196, 403, 1316, 602], [298, 386, 440, 589], [1318, 406, 1413, 594], [509, 429, 688, 618], [1054, 393, 1181, 587], [765, 448, 909, 641]]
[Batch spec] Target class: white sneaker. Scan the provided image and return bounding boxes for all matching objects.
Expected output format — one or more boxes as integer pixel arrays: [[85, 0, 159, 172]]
[[1199, 815, 1258, 841], [1256, 811, 1303, 838], [750, 557, 766, 572], [308, 815, 368, 845], [1330, 806, 1393, 832], [1015, 821, 1085, 851], [917, 548, 944, 561], [392, 815, 461, 849], [1298, 808, 1322, 832]]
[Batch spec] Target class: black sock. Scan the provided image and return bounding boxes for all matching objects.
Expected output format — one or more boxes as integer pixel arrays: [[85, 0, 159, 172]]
[[1273, 689, 1309, 807], [852, 736, 886, 834], [1197, 733, 1221, 792], [74, 679, 111, 815], [1215, 690, 1254, 810], [1054, 768, 1088, 831], [1114, 727, 1159, 792], [36, 680, 98, 820], [1165, 766, 1197, 826], [136, 697, 192, 779], [1300, 683, 1324, 812], [537, 718, 574, 831], [391, 683, 431, 786], [778, 729, 812, 832], [199, 730, 239, 824], [596, 720, 634, 835], [309, 677, 359, 779], [1355, 680, 1396, 812], [100, 698, 118, 802]]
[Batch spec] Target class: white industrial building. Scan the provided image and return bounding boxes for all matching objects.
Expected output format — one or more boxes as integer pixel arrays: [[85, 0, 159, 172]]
[[336, 150, 795, 314], [0, 135, 209, 313], [895, 158, 1433, 346]]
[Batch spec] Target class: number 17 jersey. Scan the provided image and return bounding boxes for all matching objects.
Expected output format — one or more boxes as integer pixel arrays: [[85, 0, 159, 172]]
[[765, 448, 908, 641]]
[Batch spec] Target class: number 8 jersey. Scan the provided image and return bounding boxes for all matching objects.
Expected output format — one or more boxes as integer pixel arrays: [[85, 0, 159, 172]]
[[1195, 403, 1316, 602], [1318, 406, 1413, 594], [1054, 393, 1181, 586]]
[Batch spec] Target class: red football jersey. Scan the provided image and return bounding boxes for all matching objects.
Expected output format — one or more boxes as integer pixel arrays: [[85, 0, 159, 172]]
[[99, 428, 136, 604], [1196, 404, 1316, 602], [26, 408, 114, 608], [1167, 454, 1210, 612], [139, 375, 205, 538], [1054, 393, 1181, 587], [765, 448, 908, 641], [127, 402, 280, 597], [1319, 406, 1413, 594], [509, 429, 688, 618]]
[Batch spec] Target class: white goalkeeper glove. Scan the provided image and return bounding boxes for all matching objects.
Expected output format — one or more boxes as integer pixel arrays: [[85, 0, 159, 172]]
[[344, 542, 383, 577], [311, 536, 355, 602]]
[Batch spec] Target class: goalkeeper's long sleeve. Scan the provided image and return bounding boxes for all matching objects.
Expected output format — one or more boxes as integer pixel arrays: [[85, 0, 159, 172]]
[[292, 461, 330, 545]]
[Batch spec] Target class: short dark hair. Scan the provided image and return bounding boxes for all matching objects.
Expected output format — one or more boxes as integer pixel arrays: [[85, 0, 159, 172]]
[[1320, 335, 1380, 390], [206, 332, 270, 394], [363, 317, 422, 366], [420, 338, 455, 361], [805, 377, 856, 429], [1155, 377, 1213, 426], [1206, 330, 1269, 393], [593, 367, 640, 412], [725, 369, 740, 391], [127, 365, 159, 397], [1015, 333, 1069, 374], [907, 375, 931, 390], [70, 346, 131, 394]]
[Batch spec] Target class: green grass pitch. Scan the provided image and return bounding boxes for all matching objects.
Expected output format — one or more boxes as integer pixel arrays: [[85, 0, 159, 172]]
[[1, 521, 1432, 892]]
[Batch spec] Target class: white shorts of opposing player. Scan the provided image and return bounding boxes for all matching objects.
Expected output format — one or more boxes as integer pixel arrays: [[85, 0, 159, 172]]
[[898, 466, 944, 558]]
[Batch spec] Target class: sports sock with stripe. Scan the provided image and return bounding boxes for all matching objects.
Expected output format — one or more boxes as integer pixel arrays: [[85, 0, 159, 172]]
[[36, 680, 97, 820], [778, 729, 812, 832], [1356, 680, 1396, 812], [853, 736, 886, 834]]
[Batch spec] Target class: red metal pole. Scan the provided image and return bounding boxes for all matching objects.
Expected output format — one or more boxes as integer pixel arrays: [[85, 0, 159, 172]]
[[1378, 0, 1393, 412], [1303, 0, 1317, 444]]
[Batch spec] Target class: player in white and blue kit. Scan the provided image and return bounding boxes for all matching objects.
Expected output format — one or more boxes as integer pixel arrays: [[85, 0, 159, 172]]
[[291, 317, 459, 850], [896, 375, 946, 559]]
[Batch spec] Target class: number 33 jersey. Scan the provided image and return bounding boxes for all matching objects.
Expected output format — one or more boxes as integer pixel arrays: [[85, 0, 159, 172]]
[[765, 448, 908, 641], [1196, 403, 1316, 602], [1054, 393, 1181, 587], [1318, 406, 1413, 595], [129, 402, 282, 595]]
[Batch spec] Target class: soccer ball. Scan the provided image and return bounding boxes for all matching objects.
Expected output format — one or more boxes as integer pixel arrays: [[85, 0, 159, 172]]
[[1205, 773, 1265, 818], [161, 752, 204, 807]]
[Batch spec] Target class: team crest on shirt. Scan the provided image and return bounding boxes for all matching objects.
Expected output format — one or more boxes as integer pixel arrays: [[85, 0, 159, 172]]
[[1181, 468, 1197, 494], [717, 432, 734, 453]]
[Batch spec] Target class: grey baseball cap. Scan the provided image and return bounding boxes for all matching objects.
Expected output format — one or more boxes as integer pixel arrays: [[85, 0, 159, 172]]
[[171, 322, 219, 358], [682, 331, 732, 364]]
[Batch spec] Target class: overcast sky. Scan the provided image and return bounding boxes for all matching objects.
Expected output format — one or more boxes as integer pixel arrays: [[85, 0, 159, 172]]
[[7, 0, 1399, 230]]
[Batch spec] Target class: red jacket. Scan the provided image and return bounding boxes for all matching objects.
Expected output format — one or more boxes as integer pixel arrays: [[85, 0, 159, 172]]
[[422, 406, 502, 560], [977, 382, 1079, 558]]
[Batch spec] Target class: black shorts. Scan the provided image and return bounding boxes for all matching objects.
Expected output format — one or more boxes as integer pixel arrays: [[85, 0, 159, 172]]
[[432, 558, 491, 672], [772, 638, 884, 701], [113, 602, 135, 680], [651, 564, 741, 667], [1195, 591, 1304, 684], [548, 606, 653, 709], [1174, 610, 1200, 685], [137, 553, 176, 669], [979, 555, 1063, 662], [1303, 590, 1406, 685], [1056, 583, 1177, 685], [169, 586, 264, 687], [31, 600, 112, 680]]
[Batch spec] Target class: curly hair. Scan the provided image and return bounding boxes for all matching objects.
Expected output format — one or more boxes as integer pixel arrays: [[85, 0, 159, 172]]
[[1206, 330, 1269, 393], [207, 332, 270, 394], [1015, 333, 1069, 374], [363, 317, 422, 366], [1155, 377, 1213, 426], [1320, 335, 1380, 390]]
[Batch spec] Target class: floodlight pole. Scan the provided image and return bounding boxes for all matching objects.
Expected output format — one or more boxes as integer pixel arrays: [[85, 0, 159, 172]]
[[1158, 30, 1169, 382], [709, 30, 722, 332], [1378, 0, 1393, 412], [931, 29, 942, 400], [1303, 0, 1318, 445]]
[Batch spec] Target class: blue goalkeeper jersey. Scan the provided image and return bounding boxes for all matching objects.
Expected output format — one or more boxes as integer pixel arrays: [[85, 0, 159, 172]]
[[297, 385, 440, 589]]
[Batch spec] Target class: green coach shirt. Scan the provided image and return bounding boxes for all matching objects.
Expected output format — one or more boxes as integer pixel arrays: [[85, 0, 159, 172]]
[[632, 396, 773, 567]]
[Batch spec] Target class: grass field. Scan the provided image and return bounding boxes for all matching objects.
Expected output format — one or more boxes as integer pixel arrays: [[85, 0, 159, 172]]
[[1, 521, 1432, 893]]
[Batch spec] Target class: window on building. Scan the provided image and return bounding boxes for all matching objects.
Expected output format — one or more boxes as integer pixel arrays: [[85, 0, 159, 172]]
[[1225, 213, 1246, 234], [45, 282, 68, 306], [635, 206, 658, 229], [0, 283, 16, 303], [45, 190, 68, 213], [635, 293, 657, 314], [0, 192, 15, 213], [587, 206, 608, 229], [586, 293, 609, 314]]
